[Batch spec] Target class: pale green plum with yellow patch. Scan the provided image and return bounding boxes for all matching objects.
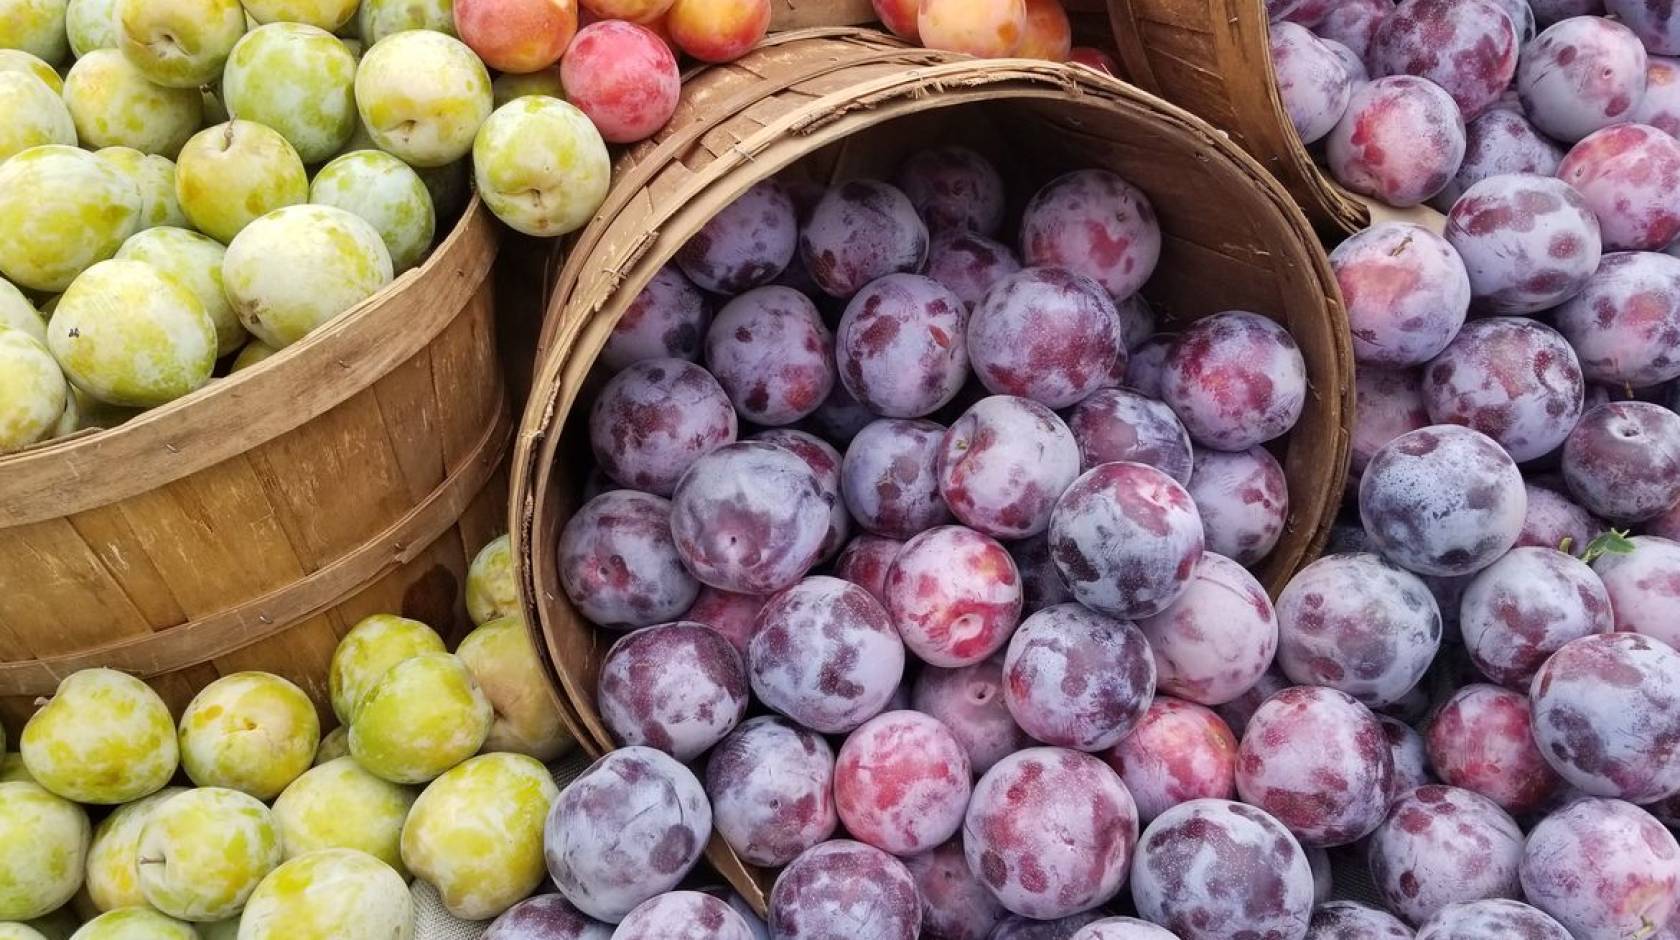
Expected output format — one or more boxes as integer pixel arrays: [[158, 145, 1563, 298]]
[[116, 227, 245, 357], [242, 0, 357, 32], [271, 757, 415, 877], [116, 0, 243, 88], [0, 329, 66, 453], [136, 788, 281, 922], [355, 30, 491, 168], [0, 73, 75, 162], [356, 0, 452, 44], [0, 278, 46, 343], [328, 614, 444, 726], [94, 148, 186, 231], [175, 121, 307, 245], [312, 725, 348, 764], [491, 68, 561, 107], [349, 652, 491, 786], [0, 782, 90, 921], [47, 259, 215, 408], [61, 387, 145, 433], [222, 204, 393, 348], [84, 787, 188, 913], [457, 617, 571, 761], [399, 753, 556, 920], [473, 96, 608, 237], [0, 0, 69, 63], [222, 24, 356, 164], [239, 849, 413, 940], [20, 669, 177, 805], [64, 0, 117, 55], [68, 907, 197, 940], [0, 752, 34, 782], [0, 48, 61, 89], [0, 923, 49, 940], [310, 150, 434, 273], [62, 50, 202, 157], [178, 673, 320, 801], [229, 338, 275, 372], [465, 534, 516, 625], [0, 145, 142, 292]]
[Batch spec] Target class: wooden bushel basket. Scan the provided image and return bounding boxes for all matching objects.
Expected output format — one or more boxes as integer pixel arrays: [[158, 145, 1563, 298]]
[[0, 199, 507, 734], [509, 29, 1352, 910]]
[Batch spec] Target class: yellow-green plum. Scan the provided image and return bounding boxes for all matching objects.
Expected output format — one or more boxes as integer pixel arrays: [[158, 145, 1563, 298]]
[[47, 259, 215, 407], [415, 160, 468, 220], [60, 387, 145, 433], [116, 0, 244, 87], [62, 50, 202, 156], [178, 673, 320, 800], [311, 725, 348, 763], [399, 753, 556, 919], [222, 24, 356, 163], [0, 72, 75, 162], [0, 145, 141, 292], [222, 204, 393, 348], [271, 757, 415, 877], [465, 534, 515, 625], [197, 919, 236, 940], [199, 86, 227, 124], [0, 924, 49, 940], [0, 279, 44, 343], [175, 121, 307, 245], [94, 148, 185, 230], [491, 67, 561, 106], [355, 30, 491, 168], [0, 782, 90, 921], [328, 615, 445, 725], [241, 0, 357, 32], [228, 338, 275, 372], [0, 329, 67, 453], [356, 0, 453, 44], [472, 96, 608, 237], [84, 787, 188, 912], [19, 669, 177, 805], [238, 849, 413, 940], [309, 150, 434, 272], [348, 652, 491, 785], [0, 48, 61, 89], [136, 788, 281, 922], [0, 752, 34, 782], [0, 0, 69, 62], [67, 907, 197, 940], [116, 227, 245, 357], [64, 0, 117, 55], [456, 617, 571, 761]]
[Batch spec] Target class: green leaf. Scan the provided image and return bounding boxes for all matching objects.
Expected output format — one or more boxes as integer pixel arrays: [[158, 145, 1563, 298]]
[[1581, 529, 1636, 565]]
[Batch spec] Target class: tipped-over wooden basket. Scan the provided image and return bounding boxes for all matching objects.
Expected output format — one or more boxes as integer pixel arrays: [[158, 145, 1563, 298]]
[[0, 199, 507, 734], [510, 28, 1352, 908]]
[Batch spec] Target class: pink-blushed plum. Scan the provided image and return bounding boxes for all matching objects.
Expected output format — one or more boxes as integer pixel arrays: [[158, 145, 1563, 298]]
[[1425, 683, 1561, 814], [1460, 546, 1612, 688], [768, 840, 921, 940], [705, 286, 834, 426], [1001, 603, 1155, 751], [558, 490, 700, 629], [1367, 785, 1525, 926], [1138, 552, 1278, 707], [968, 267, 1124, 409], [1594, 535, 1680, 646], [1271, 22, 1354, 145], [1444, 173, 1603, 314], [1433, 109, 1565, 210], [1328, 76, 1467, 207], [835, 710, 973, 855], [454, 0, 576, 73], [1352, 367, 1431, 486], [1530, 632, 1680, 801], [939, 395, 1081, 538], [752, 428, 847, 562], [665, 0, 770, 63], [912, 653, 1031, 775], [1416, 899, 1572, 939], [1017, 0, 1072, 60], [1019, 169, 1161, 302], [884, 524, 1023, 667], [1520, 797, 1680, 939], [1131, 798, 1316, 939], [1555, 251, 1680, 388], [1308, 901, 1413, 939], [1607, 0, 1680, 54], [749, 575, 904, 733], [1562, 401, 1680, 523], [1049, 461, 1205, 619], [916, 0, 1027, 57], [682, 586, 768, 657], [835, 273, 968, 418], [485, 893, 613, 939], [1421, 317, 1584, 463], [1518, 16, 1648, 143], [1380, 714, 1434, 799], [1316, 0, 1391, 60], [1065, 387, 1194, 482], [904, 838, 1007, 940], [1236, 686, 1394, 846], [895, 147, 1006, 236], [1492, 0, 1537, 40], [800, 180, 929, 299], [544, 746, 711, 922], [1517, 483, 1603, 554], [1102, 696, 1238, 823], [614, 892, 756, 940], [602, 264, 709, 372], [678, 181, 797, 294], [1161, 310, 1307, 450], [840, 418, 952, 539], [670, 441, 831, 594], [833, 534, 901, 606], [872, 0, 917, 40], [1368, 0, 1518, 118], [1276, 553, 1442, 708], [597, 621, 747, 760], [1558, 124, 1680, 251], [963, 747, 1138, 919], [1359, 425, 1526, 577], [559, 21, 678, 144], [1124, 333, 1175, 398], [1330, 221, 1471, 368], [706, 716, 837, 866], [589, 358, 736, 497], [1637, 56, 1680, 135], [924, 230, 1022, 311], [1186, 446, 1290, 566]]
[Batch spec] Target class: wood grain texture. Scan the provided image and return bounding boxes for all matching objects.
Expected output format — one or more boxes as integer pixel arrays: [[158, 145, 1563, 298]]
[[508, 28, 1354, 913]]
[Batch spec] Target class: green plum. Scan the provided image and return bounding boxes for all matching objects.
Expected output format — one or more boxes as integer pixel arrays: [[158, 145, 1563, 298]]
[[309, 150, 434, 272], [348, 652, 491, 785], [47, 258, 215, 407], [64, 0, 117, 55], [355, 30, 491, 168], [0, 0, 70, 63], [0, 145, 141, 292], [67, 907, 197, 940], [62, 49, 202, 156], [84, 787, 188, 913], [174, 120, 306, 244], [0, 782, 90, 921], [356, 0, 453, 44], [238, 849, 413, 940], [178, 672, 320, 801], [271, 757, 415, 877], [115, 226, 245, 356], [473, 96, 608, 237], [19, 668, 177, 805], [94, 147, 186, 230], [116, 0, 244, 87], [221, 204, 393, 347], [222, 24, 356, 163], [0, 72, 75, 162], [0, 328, 66, 453], [136, 788, 281, 921], [327, 614, 444, 725]]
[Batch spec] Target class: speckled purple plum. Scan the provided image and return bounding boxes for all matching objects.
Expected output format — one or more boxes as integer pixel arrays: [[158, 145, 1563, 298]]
[[590, 358, 737, 497], [1124, 334, 1175, 398], [705, 286, 835, 426], [677, 180, 798, 294], [485, 893, 613, 939], [968, 267, 1124, 410], [1554, 251, 1680, 388], [1530, 632, 1680, 801], [1414, 899, 1572, 939], [558, 490, 700, 629], [603, 265, 710, 371], [1065, 387, 1193, 482], [1558, 124, 1680, 251], [835, 273, 968, 418], [706, 716, 837, 866], [1001, 603, 1155, 752], [1352, 368, 1431, 487], [1214, 667, 1292, 737], [1593, 535, 1680, 647], [1433, 109, 1565, 210], [939, 395, 1082, 539], [752, 427, 848, 562], [1460, 546, 1612, 688], [807, 380, 874, 444], [670, 441, 831, 593], [835, 710, 973, 856], [1236, 686, 1394, 846], [1607, 0, 1680, 53], [1187, 446, 1290, 566], [1421, 317, 1584, 462], [613, 892, 756, 940], [895, 147, 1006, 236], [597, 621, 747, 760], [1307, 901, 1413, 940], [1049, 461, 1206, 619], [1276, 553, 1443, 708], [911, 654, 1031, 775], [1444, 173, 1602, 314], [833, 534, 902, 606], [682, 587, 768, 656], [1517, 16, 1648, 143], [1562, 401, 1680, 523], [1316, 0, 1392, 59], [841, 418, 952, 539], [1368, 0, 1518, 117], [1271, 21, 1354, 144], [800, 180, 929, 299], [924, 229, 1023, 311], [1359, 425, 1526, 576], [1517, 483, 1603, 554], [1068, 919, 1180, 940], [1102, 696, 1238, 823], [1367, 785, 1525, 926], [1330, 222, 1471, 368], [1520, 797, 1680, 939], [990, 913, 1107, 939], [1162, 311, 1307, 450], [1380, 715, 1433, 800], [1328, 76, 1467, 207], [884, 524, 1023, 668], [769, 840, 921, 940], [1137, 551, 1278, 707], [904, 838, 1007, 940], [1637, 56, 1680, 135], [748, 575, 905, 734], [1425, 683, 1561, 814], [1019, 169, 1161, 301]]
